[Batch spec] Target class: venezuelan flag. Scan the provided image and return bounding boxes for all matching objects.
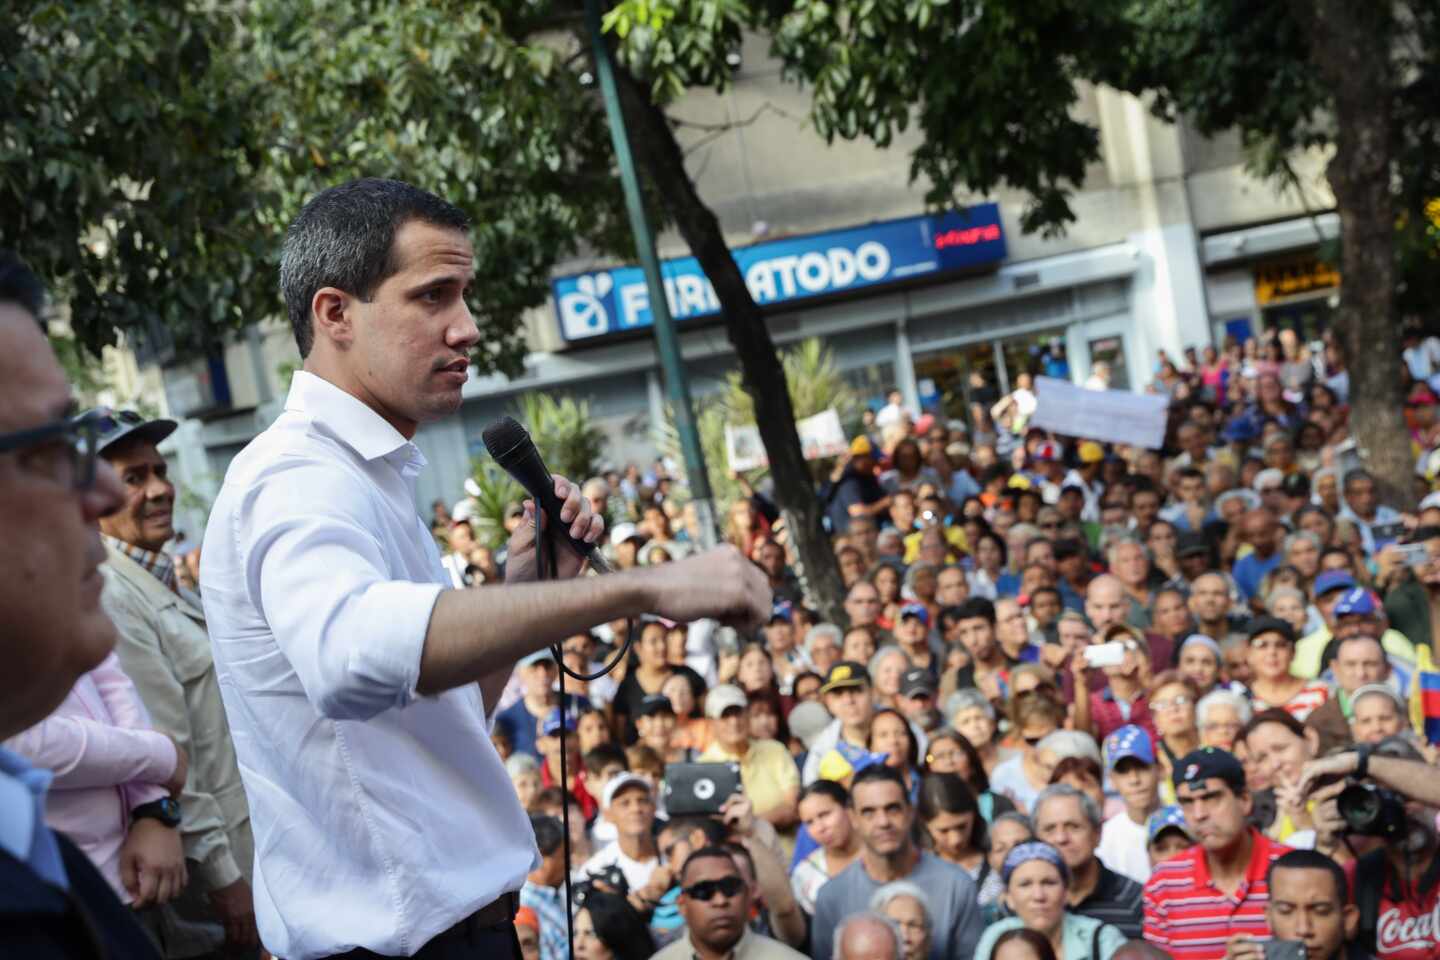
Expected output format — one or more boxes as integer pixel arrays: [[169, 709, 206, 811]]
[[1409, 647, 1440, 744]]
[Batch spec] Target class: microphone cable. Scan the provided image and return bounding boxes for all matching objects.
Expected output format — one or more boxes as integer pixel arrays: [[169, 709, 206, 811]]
[[532, 509, 634, 960]]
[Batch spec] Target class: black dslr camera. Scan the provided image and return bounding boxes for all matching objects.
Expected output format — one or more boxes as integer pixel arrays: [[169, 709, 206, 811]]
[[571, 863, 629, 908], [1337, 780, 1409, 840]]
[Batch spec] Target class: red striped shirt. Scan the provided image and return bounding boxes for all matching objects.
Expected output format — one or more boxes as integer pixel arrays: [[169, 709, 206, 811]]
[[1143, 829, 1292, 959]]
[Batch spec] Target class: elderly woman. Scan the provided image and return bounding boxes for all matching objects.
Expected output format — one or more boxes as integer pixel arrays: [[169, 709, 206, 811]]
[[869, 645, 914, 710], [871, 881, 934, 960], [804, 623, 843, 678], [1350, 683, 1408, 744], [1196, 687, 1253, 749], [1265, 585, 1312, 638], [1283, 530, 1322, 587], [974, 842, 1126, 960], [949, 688, 1015, 776]]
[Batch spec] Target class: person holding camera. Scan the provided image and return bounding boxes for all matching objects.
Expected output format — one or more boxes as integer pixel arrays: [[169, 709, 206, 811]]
[[1297, 739, 1440, 959], [1223, 850, 1366, 960]]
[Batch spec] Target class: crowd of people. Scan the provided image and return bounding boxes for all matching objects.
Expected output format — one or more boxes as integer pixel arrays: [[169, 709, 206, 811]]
[[7, 216, 1440, 960], [457, 327, 1440, 960]]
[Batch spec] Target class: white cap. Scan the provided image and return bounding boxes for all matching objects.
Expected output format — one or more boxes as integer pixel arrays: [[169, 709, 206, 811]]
[[705, 684, 749, 720], [1252, 468, 1285, 493], [451, 499, 478, 523], [610, 522, 643, 547], [601, 772, 653, 810], [787, 701, 833, 751], [1421, 490, 1440, 511]]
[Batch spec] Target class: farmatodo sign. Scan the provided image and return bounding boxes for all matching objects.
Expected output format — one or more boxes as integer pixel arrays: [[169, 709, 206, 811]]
[[551, 204, 1007, 343]]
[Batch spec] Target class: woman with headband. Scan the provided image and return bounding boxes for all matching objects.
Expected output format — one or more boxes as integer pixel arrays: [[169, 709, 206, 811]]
[[974, 841, 1127, 960]]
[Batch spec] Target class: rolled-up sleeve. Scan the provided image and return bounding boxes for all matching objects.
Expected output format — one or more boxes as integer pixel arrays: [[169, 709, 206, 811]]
[[238, 462, 444, 721]]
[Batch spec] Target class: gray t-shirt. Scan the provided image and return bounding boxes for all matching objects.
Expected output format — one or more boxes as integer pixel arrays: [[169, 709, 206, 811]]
[[811, 851, 982, 960]]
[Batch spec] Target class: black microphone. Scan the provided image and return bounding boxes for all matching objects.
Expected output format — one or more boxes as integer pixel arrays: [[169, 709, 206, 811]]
[[482, 417, 611, 574]]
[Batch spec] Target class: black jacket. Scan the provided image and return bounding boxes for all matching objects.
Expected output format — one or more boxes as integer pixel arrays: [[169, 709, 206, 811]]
[[0, 831, 160, 959]]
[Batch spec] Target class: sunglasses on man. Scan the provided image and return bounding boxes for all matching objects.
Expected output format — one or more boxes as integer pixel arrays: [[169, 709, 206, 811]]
[[683, 875, 745, 902]]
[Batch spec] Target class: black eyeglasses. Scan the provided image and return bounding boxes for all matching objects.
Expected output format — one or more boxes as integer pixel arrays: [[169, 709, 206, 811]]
[[683, 875, 745, 902], [0, 410, 101, 490]]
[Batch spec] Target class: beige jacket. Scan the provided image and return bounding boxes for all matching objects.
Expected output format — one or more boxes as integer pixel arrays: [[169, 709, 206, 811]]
[[101, 543, 253, 891]]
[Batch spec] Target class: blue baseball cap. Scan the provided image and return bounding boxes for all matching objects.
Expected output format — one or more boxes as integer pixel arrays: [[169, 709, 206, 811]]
[[1104, 724, 1156, 770], [769, 601, 793, 624], [542, 708, 577, 737], [1332, 587, 1379, 618], [1146, 805, 1195, 845], [1315, 570, 1357, 598], [900, 602, 930, 627], [1220, 418, 1259, 444]]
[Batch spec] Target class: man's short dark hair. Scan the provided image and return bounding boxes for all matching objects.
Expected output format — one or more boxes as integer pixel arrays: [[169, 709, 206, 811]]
[[582, 744, 627, 776], [955, 597, 996, 625], [279, 178, 470, 357], [1030, 586, 1061, 605], [849, 764, 909, 803], [1266, 849, 1347, 904], [660, 815, 727, 848], [0, 250, 46, 324], [679, 845, 743, 885], [530, 814, 564, 858], [1343, 469, 1374, 491]]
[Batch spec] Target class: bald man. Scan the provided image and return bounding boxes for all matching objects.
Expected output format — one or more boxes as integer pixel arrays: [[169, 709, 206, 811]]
[[1081, 575, 1174, 686], [835, 913, 901, 960], [1112, 942, 1170, 960]]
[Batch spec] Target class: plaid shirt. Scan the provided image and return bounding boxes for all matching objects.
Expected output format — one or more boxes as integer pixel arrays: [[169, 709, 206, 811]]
[[520, 880, 569, 960], [102, 535, 177, 593]]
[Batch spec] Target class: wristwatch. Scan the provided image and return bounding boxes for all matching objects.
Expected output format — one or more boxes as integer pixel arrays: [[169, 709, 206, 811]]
[[131, 797, 182, 828], [1354, 742, 1372, 781]]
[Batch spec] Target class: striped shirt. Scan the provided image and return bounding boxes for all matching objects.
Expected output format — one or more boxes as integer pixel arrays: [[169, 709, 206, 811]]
[[520, 881, 568, 960], [1143, 830, 1292, 959], [1251, 679, 1330, 723]]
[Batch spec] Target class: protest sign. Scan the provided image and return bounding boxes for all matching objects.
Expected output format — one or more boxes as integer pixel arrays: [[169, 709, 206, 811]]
[[1028, 376, 1170, 449]]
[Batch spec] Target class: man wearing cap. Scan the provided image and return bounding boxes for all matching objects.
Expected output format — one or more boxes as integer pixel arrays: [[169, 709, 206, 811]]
[[494, 649, 558, 761], [763, 603, 805, 695], [1293, 579, 1416, 680], [802, 662, 877, 785], [895, 602, 940, 681], [700, 686, 799, 829], [897, 669, 941, 731], [89, 409, 258, 952], [1097, 726, 1163, 885], [1062, 442, 1107, 524], [580, 773, 665, 905], [536, 708, 596, 821], [1145, 806, 1196, 868], [825, 437, 891, 536], [1143, 747, 1292, 959]]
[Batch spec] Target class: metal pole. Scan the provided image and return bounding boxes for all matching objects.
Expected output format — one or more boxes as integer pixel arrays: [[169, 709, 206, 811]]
[[584, 0, 716, 547]]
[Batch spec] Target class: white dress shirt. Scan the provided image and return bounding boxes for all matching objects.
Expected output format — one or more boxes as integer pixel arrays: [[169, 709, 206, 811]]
[[201, 372, 537, 960]]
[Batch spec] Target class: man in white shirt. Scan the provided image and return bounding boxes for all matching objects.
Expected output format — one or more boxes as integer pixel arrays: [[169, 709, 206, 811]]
[[578, 774, 667, 911], [1096, 725, 1160, 885], [200, 179, 768, 960]]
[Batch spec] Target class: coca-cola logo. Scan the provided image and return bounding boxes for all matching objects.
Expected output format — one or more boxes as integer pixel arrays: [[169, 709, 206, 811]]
[[1377, 902, 1440, 953]]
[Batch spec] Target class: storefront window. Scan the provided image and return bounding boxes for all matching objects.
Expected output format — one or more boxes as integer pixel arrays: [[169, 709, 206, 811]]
[[913, 327, 1067, 428], [841, 360, 896, 415]]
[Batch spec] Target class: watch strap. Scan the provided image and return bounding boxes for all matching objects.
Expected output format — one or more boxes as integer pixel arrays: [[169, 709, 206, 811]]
[[1354, 742, 1371, 781]]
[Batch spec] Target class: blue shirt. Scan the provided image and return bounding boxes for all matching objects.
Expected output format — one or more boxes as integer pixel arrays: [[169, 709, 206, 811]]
[[0, 746, 68, 890], [1233, 551, 1283, 602], [495, 699, 545, 759]]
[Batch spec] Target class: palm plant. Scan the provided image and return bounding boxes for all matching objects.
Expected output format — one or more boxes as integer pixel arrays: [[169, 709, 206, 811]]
[[515, 392, 607, 482]]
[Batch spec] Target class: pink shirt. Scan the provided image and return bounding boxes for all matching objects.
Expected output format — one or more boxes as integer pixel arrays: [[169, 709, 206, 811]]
[[4, 653, 176, 901]]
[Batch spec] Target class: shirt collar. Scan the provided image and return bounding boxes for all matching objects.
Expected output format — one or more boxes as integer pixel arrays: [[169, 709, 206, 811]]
[[286, 370, 423, 469], [0, 747, 65, 889], [103, 535, 177, 592], [691, 927, 750, 960], [1195, 827, 1267, 890]]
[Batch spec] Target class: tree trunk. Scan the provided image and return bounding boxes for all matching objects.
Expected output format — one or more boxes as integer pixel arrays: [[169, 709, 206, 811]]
[[611, 68, 850, 626], [1296, 1, 1413, 509]]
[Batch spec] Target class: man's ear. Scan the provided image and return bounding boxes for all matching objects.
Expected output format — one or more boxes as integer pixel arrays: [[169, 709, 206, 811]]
[[1342, 902, 1360, 941], [311, 287, 355, 349]]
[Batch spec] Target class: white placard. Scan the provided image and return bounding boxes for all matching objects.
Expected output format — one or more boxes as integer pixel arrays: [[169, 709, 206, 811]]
[[1028, 376, 1170, 449], [725, 408, 850, 472]]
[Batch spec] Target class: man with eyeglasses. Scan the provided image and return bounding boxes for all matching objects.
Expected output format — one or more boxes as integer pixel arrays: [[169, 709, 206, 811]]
[[0, 250, 161, 958], [653, 846, 806, 960], [88, 408, 259, 953]]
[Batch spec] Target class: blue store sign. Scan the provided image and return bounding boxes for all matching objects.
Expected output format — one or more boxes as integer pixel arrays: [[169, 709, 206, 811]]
[[552, 203, 1006, 342]]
